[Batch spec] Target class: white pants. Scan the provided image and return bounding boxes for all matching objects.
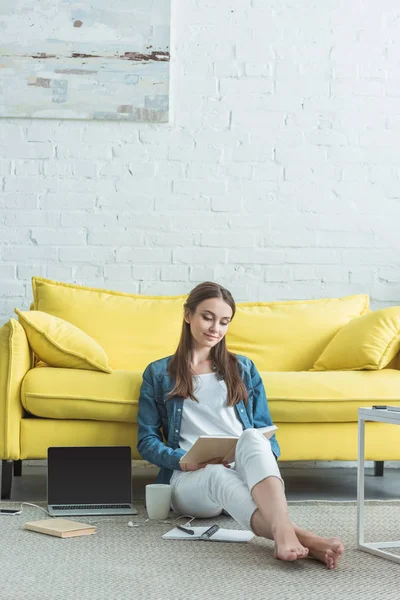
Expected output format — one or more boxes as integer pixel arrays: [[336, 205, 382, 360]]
[[170, 428, 283, 531]]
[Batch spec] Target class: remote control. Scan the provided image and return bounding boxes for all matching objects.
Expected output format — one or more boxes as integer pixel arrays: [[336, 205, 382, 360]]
[[200, 524, 220, 539]]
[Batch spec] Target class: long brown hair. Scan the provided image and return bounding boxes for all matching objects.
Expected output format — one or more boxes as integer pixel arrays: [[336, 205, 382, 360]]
[[168, 282, 248, 406]]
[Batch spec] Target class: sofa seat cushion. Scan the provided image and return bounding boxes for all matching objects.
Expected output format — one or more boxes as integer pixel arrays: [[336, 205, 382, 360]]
[[21, 367, 141, 423], [266, 369, 400, 423]]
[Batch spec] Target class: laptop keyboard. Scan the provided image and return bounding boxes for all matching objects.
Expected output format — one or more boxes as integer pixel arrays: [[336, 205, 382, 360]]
[[52, 504, 131, 510]]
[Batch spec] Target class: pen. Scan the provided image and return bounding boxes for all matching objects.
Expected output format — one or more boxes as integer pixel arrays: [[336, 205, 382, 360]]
[[176, 525, 194, 535]]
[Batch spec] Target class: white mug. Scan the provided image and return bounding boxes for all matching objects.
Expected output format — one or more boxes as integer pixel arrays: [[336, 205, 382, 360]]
[[145, 484, 172, 520]]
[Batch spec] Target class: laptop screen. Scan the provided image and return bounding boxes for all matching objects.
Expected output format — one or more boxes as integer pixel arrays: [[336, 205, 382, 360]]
[[47, 446, 132, 505]]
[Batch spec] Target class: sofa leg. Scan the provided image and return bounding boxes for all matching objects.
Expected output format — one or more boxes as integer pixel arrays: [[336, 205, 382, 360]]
[[13, 460, 22, 477], [1, 460, 13, 500], [374, 461, 384, 476]]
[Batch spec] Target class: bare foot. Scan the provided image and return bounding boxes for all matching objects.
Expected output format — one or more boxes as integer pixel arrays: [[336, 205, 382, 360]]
[[306, 536, 344, 570], [273, 523, 309, 562]]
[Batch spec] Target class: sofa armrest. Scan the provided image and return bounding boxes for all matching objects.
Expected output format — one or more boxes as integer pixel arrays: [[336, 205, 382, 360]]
[[0, 319, 32, 459]]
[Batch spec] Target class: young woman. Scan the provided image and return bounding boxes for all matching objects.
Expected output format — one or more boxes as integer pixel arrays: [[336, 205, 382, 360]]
[[137, 282, 344, 568]]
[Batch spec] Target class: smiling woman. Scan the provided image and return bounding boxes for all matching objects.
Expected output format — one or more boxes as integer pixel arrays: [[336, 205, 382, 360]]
[[136, 281, 344, 569]]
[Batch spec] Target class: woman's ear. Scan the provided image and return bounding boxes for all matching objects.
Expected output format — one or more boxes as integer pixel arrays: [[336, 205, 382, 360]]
[[184, 309, 191, 324]]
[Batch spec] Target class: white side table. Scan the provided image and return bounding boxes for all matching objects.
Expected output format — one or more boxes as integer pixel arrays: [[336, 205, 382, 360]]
[[357, 407, 400, 563]]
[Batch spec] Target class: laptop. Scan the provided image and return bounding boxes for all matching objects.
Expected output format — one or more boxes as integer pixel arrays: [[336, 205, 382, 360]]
[[47, 446, 138, 517]]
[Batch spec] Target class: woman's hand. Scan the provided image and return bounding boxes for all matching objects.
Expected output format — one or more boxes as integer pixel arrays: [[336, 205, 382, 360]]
[[181, 458, 231, 472]]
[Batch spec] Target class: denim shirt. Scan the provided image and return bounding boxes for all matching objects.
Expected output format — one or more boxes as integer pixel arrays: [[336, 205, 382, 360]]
[[137, 354, 280, 484]]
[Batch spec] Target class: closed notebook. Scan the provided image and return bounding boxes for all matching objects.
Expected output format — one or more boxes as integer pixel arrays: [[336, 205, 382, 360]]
[[23, 518, 96, 538], [179, 425, 278, 466]]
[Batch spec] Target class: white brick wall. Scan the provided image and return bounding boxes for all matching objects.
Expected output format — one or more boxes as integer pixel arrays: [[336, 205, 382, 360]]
[[1, 0, 400, 324]]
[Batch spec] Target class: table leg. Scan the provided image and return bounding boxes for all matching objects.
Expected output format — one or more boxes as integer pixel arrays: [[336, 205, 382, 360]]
[[357, 416, 365, 546]]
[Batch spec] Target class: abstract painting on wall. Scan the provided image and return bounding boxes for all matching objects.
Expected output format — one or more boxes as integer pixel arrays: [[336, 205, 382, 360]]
[[0, 0, 170, 122]]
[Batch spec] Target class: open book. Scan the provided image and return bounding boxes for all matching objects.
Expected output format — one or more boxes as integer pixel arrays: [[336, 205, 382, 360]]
[[179, 425, 278, 466]]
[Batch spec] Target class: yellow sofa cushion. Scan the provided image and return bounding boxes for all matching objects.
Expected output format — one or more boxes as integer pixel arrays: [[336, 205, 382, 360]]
[[21, 367, 141, 423], [264, 369, 400, 422], [32, 277, 187, 371], [226, 294, 369, 371], [15, 309, 111, 373], [312, 306, 400, 371], [21, 366, 400, 425]]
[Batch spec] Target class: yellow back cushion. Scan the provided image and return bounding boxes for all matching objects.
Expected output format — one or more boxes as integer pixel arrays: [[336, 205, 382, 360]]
[[311, 306, 400, 371], [32, 278, 186, 371], [226, 294, 370, 371]]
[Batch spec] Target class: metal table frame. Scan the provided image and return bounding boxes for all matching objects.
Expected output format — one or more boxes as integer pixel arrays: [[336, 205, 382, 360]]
[[357, 407, 400, 563]]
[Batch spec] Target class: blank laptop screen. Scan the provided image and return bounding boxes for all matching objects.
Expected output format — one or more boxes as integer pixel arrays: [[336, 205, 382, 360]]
[[47, 446, 132, 505]]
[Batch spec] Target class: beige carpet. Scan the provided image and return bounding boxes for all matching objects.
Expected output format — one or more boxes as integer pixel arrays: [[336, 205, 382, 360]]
[[1, 500, 399, 600]]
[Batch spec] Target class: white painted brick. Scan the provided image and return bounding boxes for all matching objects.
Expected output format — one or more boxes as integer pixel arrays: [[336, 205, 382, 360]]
[[42, 160, 74, 178], [0, 297, 31, 320], [57, 144, 113, 161], [155, 161, 186, 180], [115, 177, 167, 197], [104, 265, 132, 281], [212, 196, 243, 212], [173, 247, 228, 264], [173, 179, 227, 196], [17, 264, 46, 281], [74, 266, 105, 282], [331, 79, 384, 98], [88, 229, 143, 246], [46, 265, 75, 281], [61, 212, 116, 228], [160, 266, 189, 281], [214, 265, 264, 282], [138, 281, 190, 295], [229, 248, 285, 265], [59, 247, 115, 264], [40, 194, 96, 210], [0, 160, 11, 175], [131, 266, 159, 281], [264, 231, 318, 248], [0, 123, 25, 141], [342, 249, 396, 266], [286, 248, 343, 265], [189, 266, 215, 282], [318, 231, 374, 248], [0, 265, 16, 278], [377, 267, 400, 283], [1, 142, 54, 160], [13, 160, 42, 176], [3, 246, 58, 262], [97, 194, 153, 211], [111, 142, 151, 161], [116, 248, 172, 264], [155, 197, 211, 211], [264, 266, 292, 282], [30, 228, 86, 245], [0, 227, 31, 244], [4, 178, 58, 194], [82, 123, 139, 145], [145, 231, 198, 247], [70, 161, 99, 178], [201, 231, 257, 248], [349, 268, 376, 284]]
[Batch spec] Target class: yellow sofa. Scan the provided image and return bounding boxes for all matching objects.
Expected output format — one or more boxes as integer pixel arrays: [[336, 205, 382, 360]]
[[2, 277, 400, 499]]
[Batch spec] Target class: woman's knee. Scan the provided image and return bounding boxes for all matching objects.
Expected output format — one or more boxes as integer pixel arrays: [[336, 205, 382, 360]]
[[238, 428, 271, 448]]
